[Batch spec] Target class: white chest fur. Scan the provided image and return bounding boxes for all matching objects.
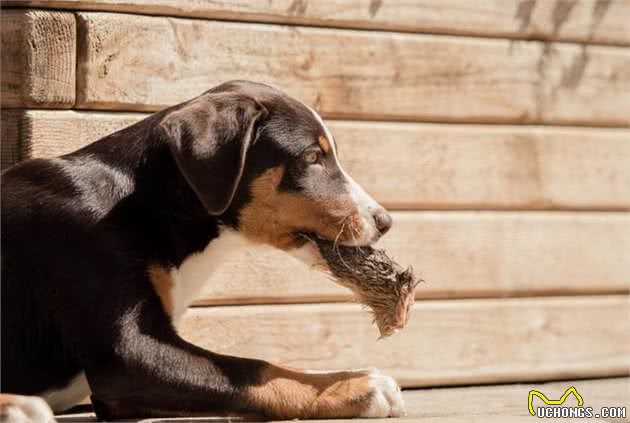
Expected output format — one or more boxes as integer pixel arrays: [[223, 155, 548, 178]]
[[169, 228, 258, 321], [40, 230, 324, 412], [40, 230, 263, 412]]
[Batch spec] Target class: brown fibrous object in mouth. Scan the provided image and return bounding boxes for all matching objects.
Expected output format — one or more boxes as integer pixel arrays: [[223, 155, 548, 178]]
[[313, 238, 421, 338]]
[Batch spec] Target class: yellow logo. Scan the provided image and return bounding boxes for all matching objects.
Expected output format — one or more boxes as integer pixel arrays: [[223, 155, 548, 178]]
[[528, 386, 584, 416]]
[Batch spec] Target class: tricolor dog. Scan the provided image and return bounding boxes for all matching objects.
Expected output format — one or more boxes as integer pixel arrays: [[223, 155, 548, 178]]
[[1, 81, 402, 421]]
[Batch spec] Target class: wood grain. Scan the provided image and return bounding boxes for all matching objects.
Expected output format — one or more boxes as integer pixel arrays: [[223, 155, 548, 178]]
[[410, 378, 630, 421], [179, 296, 630, 387], [74, 13, 630, 125], [5, 0, 630, 46], [0, 110, 145, 169], [0, 10, 75, 108], [53, 377, 630, 421], [540, 43, 630, 125], [331, 121, 630, 210], [0, 110, 23, 168], [3, 110, 630, 209]]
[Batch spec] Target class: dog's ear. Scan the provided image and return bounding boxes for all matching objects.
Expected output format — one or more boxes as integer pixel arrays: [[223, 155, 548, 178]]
[[160, 93, 268, 215]]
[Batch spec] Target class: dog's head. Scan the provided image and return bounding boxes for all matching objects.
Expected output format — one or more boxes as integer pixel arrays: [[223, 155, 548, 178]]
[[160, 80, 392, 250]]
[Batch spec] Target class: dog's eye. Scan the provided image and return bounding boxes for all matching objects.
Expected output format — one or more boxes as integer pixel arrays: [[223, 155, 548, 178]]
[[304, 151, 320, 164]]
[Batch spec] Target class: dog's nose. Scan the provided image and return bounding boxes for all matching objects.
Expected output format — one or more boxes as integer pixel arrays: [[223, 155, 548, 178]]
[[373, 209, 393, 235]]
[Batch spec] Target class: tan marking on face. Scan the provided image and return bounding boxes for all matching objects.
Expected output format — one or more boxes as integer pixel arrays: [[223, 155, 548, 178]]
[[318, 135, 330, 154], [239, 166, 364, 249], [148, 264, 174, 317], [248, 364, 373, 419]]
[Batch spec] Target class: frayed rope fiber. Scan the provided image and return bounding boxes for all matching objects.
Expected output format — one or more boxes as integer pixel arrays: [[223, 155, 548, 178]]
[[314, 238, 421, 338]]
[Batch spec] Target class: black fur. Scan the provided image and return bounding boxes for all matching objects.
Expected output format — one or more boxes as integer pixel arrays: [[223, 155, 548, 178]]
[[1, 81, 386, 419]]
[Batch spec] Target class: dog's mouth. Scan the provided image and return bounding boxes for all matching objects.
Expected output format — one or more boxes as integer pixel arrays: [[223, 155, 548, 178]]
[[291, 231, 316, 245], [281, 231, 310, 249], [292, 230, 378, 248]]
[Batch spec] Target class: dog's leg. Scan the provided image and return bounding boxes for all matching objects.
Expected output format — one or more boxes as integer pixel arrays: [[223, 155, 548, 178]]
[[247, 365, 405, 419], [91, 358, 404, 420], [0, 394, 55, 423], [85, 301, 404, 420]]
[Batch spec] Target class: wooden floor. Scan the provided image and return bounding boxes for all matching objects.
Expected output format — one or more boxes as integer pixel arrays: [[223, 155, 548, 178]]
[[56, 377, 629, 422]]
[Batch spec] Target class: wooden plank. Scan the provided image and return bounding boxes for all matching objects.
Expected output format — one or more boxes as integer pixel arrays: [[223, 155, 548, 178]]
[[407, 378, 630, 421], [178, 296, 630, 387], [3, 110, 630, 210], [53, 378, 630, 421], [0, 10, 75, 108], [539, 0, 630, 47], [541, 43, 630, 126], [189, 211, 630, 305], [6, 0, 630, 46], [331, 121, 630, 210], [0, 110, 23, 170], [0, 111, 145, 166], [74, 12, 630, 126]]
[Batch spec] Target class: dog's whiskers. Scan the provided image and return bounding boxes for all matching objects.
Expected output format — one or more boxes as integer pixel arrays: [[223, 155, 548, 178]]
[[333, 218, 358, 274]]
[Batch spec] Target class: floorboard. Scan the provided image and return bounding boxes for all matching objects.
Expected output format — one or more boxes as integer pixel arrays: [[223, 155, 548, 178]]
[[56, 377, 629, 422]]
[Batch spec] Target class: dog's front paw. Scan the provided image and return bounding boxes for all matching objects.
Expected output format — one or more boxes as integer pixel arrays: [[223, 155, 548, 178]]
[[255, 365, 405, 419], [0, 395, 55, 423], [360, 369, 405, 417]]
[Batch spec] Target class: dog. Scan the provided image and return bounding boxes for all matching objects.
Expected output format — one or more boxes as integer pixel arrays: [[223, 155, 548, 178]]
[[1, 81, 402, 421]]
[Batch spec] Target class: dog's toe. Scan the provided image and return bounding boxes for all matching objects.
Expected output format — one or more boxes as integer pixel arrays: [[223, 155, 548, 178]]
[[360, 369, 405, 417], [1, 395, 55, 423]]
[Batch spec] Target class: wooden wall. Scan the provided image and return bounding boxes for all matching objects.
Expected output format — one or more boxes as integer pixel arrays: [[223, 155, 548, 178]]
[[2, 1, 629, 388]]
